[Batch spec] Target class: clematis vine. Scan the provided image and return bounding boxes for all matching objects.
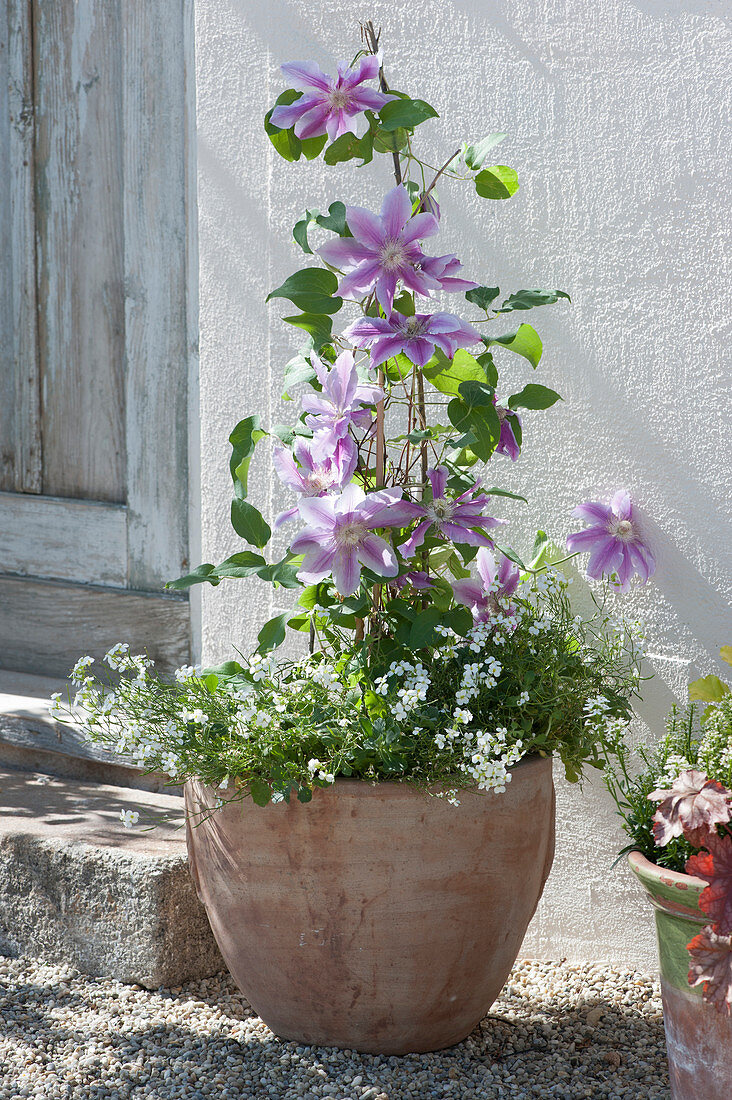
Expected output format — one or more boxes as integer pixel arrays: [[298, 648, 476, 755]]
[[566, 491, 656, 592], [343, 310, 481, 368], [452, 548, 520, 622], [273, 435, 357, 528], [291, 484, 420, 596], [270, 56, 393, 142], [398, 466, 504, 559], [301, 351, 382, 439]]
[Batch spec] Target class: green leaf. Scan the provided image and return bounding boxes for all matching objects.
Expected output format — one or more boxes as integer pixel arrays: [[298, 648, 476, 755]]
[[300, 134, 328, 160], [378, 97, 438, 131], [392, 291, 415, 316], [720, 646, 732, 668], [465, 285, 501, 311], [258, 554, 303, 589], [292, 202, 349, 255], [293, 209, 317, 254], [249, 778, 272, 806], [463, 133, 507, 170], [324, 129, 374, 165], [476, 350, 499, 387], [497, 288, 571, 312], [484, 486, 528, 503], [283, 313, 333, 350], [229, 415, 266, 498], [230, 499, 271, 548], [213, 551, 267, 579], [507, 383, 562, 411], [317, 201, 348, 236], [296, 786, 313, 803], [474, 165, 519, 200], [264, 91, 327, 163], [201, 660, 245, 678], [165, 563, 219, 590], [457, 380, 497, 409], [688, 674, 730, 704], [373, 126, 409, 153], [257, 612, 290, 654], [409, 606, 447, 649], [493, 542, 528, 570], [422, 348, 487, 397], [282, 349, 316, 397], [447, 386, 501, 463], [267, 268, 342, 315], [483, 323, 543, 369]]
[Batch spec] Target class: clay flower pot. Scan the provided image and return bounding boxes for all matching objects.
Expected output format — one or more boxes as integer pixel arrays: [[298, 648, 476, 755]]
[[628, 851, 732, 1099], [184, 754, 555, 1054]]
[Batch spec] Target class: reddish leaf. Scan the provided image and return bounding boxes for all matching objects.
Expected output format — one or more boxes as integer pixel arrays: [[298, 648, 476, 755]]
[[687, 833, 732, 935], [687, 925, 732, 1014], [649, 770, 732, 846]]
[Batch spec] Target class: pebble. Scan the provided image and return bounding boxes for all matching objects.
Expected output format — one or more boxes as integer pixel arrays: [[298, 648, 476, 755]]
[[0, 955, 670, 1098]]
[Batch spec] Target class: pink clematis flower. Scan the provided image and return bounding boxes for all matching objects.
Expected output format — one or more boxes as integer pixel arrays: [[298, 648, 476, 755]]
[[494, 399, 521, 461], [566, 491, 656, 592], [273, 434, 357, 528], [452, 548, 521, 622], [301, 351, 383, 439], [291, 484, 420, 596], [416, 253, 478, 293], [270, 56, 393, 142], [398, 466, 504, 559], [318, 185, 443, 316], [343, 310, 481, 368]]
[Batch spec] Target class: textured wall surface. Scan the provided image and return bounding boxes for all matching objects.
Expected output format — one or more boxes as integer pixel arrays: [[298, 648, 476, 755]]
[[194, 0, 731, 969]]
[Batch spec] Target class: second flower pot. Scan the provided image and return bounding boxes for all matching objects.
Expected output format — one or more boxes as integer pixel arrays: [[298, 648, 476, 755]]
[[628, 851, 732, 1099]]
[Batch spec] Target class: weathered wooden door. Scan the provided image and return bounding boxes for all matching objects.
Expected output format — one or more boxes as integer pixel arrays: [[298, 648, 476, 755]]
[[0, 0, 195, 677]]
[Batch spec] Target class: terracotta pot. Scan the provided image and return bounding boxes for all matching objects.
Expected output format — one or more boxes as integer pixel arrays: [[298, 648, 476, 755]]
[[628, 851, 732, 1099], [185, 754, 555, 1054]]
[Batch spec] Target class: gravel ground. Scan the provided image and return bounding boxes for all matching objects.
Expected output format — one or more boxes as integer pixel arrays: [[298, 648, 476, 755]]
[[0, 955, 669, 1100]]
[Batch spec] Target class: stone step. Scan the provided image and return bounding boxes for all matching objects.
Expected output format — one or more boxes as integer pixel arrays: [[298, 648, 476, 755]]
[[0, 670, 175, 792], [0, 768, 223, 988]]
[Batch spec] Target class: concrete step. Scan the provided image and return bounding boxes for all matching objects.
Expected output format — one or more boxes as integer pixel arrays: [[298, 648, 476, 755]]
[[0, 670, 175, 791], [0, 768, 223, 988]]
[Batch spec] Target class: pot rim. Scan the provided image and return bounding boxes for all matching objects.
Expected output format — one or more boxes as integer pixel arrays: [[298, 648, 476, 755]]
[[187, 750, 552, 799], [627, 849, 706, 891]]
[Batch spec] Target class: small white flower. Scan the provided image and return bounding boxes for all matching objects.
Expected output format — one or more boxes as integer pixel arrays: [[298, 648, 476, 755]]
[[517, 691, 530, 706], [119, 809, 139, 829]]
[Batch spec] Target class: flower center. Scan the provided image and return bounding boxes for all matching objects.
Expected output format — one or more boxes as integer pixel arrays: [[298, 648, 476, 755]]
[[327, 88, 352, 110], [379, 238, 407, 271], [337, 519, 367, 547], [304, 471, 333, 496], [427, 498, 454, 523], [609, 518, 635, 542], [402, 316, 428, 336]]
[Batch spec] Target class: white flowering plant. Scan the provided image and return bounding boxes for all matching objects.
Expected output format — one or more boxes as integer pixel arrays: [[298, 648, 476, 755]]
[[52, 572, 643, 810]]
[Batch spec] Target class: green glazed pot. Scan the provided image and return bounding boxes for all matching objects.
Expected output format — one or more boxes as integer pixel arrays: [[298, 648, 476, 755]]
[[628, 851, 732, 1099]]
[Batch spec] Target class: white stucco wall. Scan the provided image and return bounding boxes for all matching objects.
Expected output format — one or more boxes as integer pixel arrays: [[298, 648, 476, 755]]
[[194, 0, 731, 970]]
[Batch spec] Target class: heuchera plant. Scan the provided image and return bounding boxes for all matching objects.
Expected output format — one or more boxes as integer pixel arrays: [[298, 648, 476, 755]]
[[607, 646, 732, 1014], [650, 770, 732, 1014]]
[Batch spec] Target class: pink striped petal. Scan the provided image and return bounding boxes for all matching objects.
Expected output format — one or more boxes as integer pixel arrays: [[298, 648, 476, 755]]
[[281, 61, 331, 92]]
